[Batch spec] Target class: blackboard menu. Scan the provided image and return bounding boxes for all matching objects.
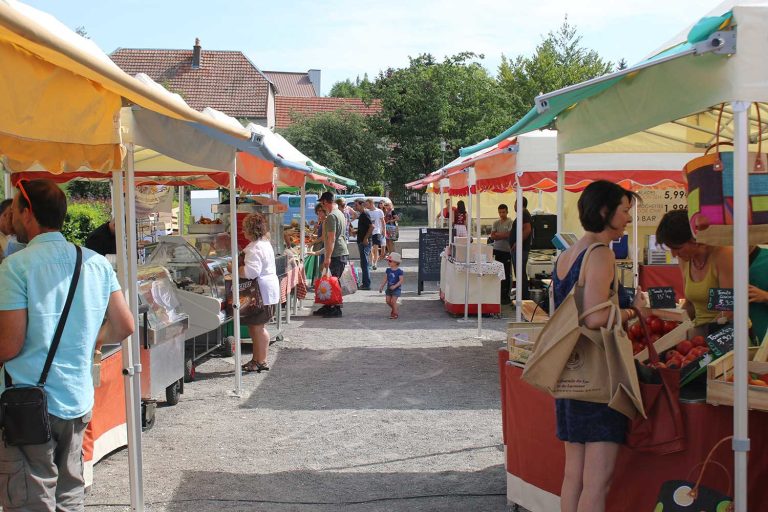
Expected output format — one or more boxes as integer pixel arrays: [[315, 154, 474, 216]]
[[707, 287, 734, 311], [706, 326, 735, 357], [418, 228, 449, 294], [648, 287, 676, 309]]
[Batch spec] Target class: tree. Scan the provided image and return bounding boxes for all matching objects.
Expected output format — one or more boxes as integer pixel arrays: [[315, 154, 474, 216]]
[[329, 75, 373, 99], [369, 52, 514, 188], [498, 17, 614, 121], [279, 110, 390, 193]]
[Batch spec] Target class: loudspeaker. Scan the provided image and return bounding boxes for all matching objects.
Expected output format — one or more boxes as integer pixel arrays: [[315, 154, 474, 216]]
[[531, 214, 557, 250]]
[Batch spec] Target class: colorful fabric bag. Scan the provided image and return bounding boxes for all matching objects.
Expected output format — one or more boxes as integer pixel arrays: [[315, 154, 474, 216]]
[[314, 269, 343, 305]]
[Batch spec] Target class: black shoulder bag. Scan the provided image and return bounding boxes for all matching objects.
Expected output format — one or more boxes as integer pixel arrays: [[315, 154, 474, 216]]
[[0, 245, 82, 446]]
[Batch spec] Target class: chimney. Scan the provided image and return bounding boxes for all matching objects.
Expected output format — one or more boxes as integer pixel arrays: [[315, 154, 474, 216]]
[[307, 69, 321, 96], [192, 38, 201, 69]]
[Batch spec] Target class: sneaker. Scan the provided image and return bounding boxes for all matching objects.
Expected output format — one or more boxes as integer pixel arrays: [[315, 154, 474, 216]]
[[372, 264, 377, 270], [322, 307, 342, 318], [313, 305, 331, 316]]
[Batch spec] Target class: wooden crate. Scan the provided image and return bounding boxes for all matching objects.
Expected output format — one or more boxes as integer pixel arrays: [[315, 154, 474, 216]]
[[507, 321, 545, 364], [633, 311, 696, 362], [707, 346, 768, 411]]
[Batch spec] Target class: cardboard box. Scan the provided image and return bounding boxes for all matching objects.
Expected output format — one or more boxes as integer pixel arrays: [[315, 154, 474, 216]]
[[507, 321, 545, 364]]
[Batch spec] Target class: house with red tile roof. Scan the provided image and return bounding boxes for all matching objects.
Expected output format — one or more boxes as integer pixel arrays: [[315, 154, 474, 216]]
[[263, 70, 320, 97], [275, 96, 382, 129], [110, 39, 277, 128]]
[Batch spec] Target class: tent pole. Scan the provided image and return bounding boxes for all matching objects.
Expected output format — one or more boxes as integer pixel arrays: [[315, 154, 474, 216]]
[[230, 170, 243, 397], [443, 179, 453, 244], [123, 144, 145, 512], [300, 181, 306, 261], [3, 169, 10, 199], [632, 199, 639, 289], [475, 172, 484, 337], [462, 171, 473, 322], [556, 154, 565, 234], [731, 101, 750, 512], [439, 184, 445, 229], [178, 186, 185, 235], [515, 177, 523, 323]]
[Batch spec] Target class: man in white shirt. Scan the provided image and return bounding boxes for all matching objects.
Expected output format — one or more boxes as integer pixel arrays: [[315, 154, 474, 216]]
[[366, 199, 386, 270]]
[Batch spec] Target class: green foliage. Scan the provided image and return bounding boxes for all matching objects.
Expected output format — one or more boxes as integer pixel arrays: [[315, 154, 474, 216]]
[[279, 110, 389, 192], [370, 51, 515, 189], [498, 17, 614, 122], [365, 183, 384, 197], [61, 201, 110, 245], [66, 181, 111, 200], [396, 206, 427, 226], [329, 74, 374, 98]]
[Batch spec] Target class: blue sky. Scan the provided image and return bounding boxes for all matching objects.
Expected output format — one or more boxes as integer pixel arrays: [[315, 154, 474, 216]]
[[24, 0, 724, 95]]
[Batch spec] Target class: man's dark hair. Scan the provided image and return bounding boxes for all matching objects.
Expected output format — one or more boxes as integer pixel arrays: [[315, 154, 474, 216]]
[[655, 209, 692, 248], [498, 204, 508, 211], [577, 180, 638, 233], [319, 192, 335, 203], [17, 179, 67, 230], [0, 199, 12, 216]]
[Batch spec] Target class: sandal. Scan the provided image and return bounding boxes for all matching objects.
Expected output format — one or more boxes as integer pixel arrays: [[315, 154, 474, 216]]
[[242, 360, 270, 373], [389, 314, 399, 320]]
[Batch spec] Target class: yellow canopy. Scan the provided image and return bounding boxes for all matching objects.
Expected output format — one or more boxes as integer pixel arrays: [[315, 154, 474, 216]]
[[0, 0, 251, 173]]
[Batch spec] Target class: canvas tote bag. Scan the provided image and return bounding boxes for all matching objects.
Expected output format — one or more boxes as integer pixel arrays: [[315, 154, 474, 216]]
[[522, 243, 644, 418]]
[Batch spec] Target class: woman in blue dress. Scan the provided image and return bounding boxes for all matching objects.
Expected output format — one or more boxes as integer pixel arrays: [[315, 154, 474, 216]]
[[553, 180, 642, 512]]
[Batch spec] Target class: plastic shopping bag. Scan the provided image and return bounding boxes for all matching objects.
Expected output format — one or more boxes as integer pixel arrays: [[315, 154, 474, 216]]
[[314, 269, 343, 305], [339, 263, 358, 296]]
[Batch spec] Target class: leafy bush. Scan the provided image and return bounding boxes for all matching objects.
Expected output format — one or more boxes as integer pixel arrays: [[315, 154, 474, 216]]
[[396, 206, 427, 226], [61, 201, 111, 245]]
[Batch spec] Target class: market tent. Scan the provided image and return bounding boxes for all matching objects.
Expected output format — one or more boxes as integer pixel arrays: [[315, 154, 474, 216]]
[[469, 2, 763, 509]]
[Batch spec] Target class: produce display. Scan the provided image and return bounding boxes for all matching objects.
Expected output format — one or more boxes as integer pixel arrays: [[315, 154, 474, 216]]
[[196, 216, 222, 225], [628, 314, 712, 371], [627, 314, 680, 356]]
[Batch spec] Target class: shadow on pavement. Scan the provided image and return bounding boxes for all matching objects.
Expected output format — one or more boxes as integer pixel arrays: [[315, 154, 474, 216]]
[[240, 344, 501, 411], [163, 464, 506, 512]]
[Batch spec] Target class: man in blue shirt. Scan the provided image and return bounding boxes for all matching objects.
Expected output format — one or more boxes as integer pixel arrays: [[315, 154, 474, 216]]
[[0, 179, 134, 512]]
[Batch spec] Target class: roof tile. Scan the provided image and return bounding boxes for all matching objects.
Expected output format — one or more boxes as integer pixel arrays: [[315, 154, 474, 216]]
[[263, 71, 317, 97], [275, 97, 381, 129]]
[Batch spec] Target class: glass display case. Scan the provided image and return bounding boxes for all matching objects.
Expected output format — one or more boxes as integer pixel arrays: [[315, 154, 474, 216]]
[[144, 235, 229, 300], [136, 265, 188, 343]]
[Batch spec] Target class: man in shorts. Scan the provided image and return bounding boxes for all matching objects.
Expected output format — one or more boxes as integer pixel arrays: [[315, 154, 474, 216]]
[[366, 199, 385, 270]]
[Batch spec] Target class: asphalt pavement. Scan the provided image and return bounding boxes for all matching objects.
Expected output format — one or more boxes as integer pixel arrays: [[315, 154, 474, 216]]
[[85, 227, 521, 512]]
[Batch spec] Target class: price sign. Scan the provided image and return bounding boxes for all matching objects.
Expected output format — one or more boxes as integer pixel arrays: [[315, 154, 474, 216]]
[[636, 188, 687, 226], [706, 326, 735, 357], [648, 287, 676, 309], [707, 288, 734, 311]]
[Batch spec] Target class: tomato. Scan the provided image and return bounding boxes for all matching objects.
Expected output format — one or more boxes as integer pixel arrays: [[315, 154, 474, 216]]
[[667, 357, 682, 369], [676, 340, 693, 356], [649, 333, 661, 343], [650, 318, 665, 335], [632, 342, 644, 355], [645, 314, 658, 326], [691, 335, 706, 347], [629, 322, 644, 340], [750, 379, 768, 387], [665, 350, 683, 362], [662, 320, 678, 334]]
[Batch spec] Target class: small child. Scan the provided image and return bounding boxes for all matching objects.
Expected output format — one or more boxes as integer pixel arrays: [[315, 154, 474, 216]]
[[379, 252, 404, 319]]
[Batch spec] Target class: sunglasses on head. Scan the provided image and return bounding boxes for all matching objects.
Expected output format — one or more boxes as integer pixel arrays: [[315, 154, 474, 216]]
[[17, 179, 34, 219]]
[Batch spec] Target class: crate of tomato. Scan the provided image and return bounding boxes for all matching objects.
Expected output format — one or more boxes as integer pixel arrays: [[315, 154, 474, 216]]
[[707, 346, 768, 411]]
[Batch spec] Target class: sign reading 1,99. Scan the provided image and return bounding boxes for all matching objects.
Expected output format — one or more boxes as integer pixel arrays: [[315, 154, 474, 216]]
[[636, 188, 688, 227]]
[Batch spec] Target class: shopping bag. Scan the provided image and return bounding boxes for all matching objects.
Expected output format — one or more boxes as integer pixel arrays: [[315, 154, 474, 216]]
[[339, 262, 358, 296], [234, 278, 264, 317], [314, 269, 343, 305], [386, 223, 399, 241], [626, 308, 686, 454], [686, 103, 768, 245], [522, 243, 644, 418], [655, 437, 733, 511]]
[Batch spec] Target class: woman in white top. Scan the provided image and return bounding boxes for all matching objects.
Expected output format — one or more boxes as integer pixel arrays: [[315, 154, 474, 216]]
[[240, 213, 280, 373]]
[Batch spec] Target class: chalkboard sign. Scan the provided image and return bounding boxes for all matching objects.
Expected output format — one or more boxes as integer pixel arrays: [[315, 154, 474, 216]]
[[648, 287, 676, 309], [707, 287, 734, 311], [706, 326, 734, 357], [418, 228, 449, 295]]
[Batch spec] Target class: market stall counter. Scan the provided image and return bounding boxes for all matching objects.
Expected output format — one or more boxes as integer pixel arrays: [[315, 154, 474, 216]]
[[439, 243, 503, 315], [498, 350, 768, 512]]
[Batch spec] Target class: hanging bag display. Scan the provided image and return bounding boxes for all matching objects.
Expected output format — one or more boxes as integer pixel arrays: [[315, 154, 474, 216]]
[[685, 103, 768, 245], [314, 269, 343, 305], [0, 245, 82, 446], [235, 277, 265, 318], [654, 436, 734, 511], [522, 243, 644, 418], [626, 307, 686, 455], [339, 262, 358, 296]]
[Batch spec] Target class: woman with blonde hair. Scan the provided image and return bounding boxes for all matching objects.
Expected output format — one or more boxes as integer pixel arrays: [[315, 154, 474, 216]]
[[239, 213, 280, 373]]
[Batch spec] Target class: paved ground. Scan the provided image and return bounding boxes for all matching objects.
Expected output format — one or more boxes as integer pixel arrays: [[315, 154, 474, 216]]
[[85, 227, 524, 511]]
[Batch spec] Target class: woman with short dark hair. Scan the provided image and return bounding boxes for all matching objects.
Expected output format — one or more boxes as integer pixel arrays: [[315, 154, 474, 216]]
[[655, 208, 733, 326], [552, 180, 642, 512], [239, 213, 280, 373]]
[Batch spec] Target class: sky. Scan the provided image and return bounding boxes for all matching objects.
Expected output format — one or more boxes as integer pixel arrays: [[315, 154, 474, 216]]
[[24, 0, 726, 96]]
